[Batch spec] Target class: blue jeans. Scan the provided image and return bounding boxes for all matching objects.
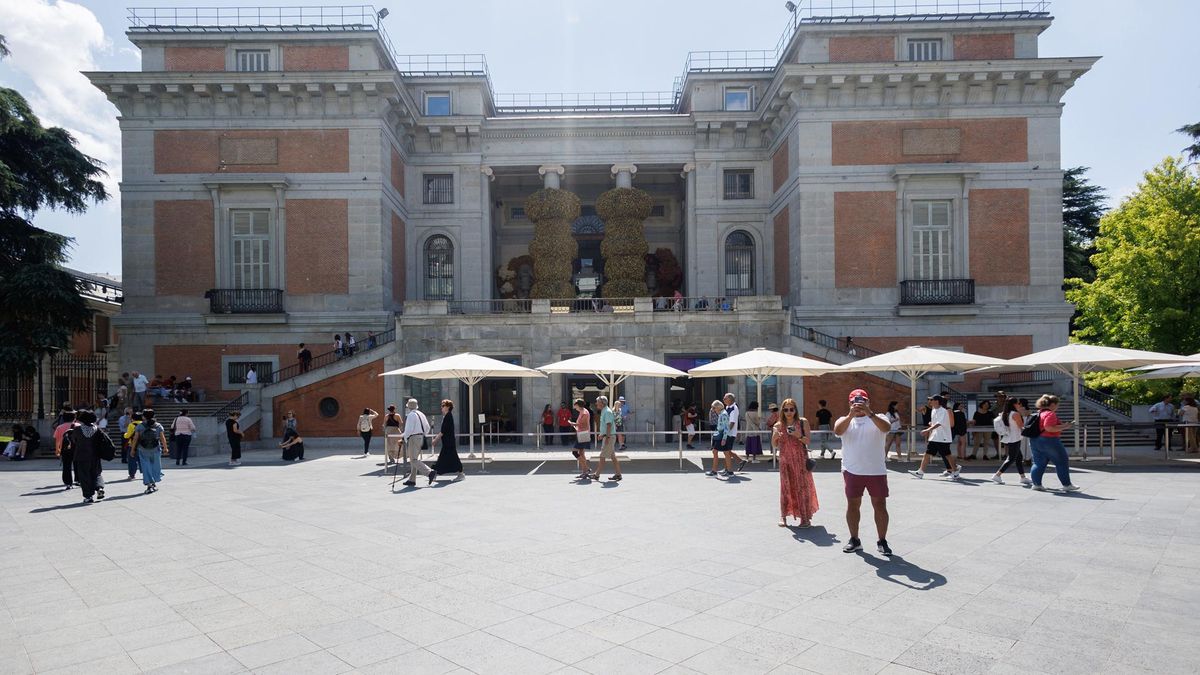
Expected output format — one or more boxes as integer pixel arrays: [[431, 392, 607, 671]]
[[125, 446, 138, 478], [137, 449, 163, 485], [1030, 436, 1071, 487]]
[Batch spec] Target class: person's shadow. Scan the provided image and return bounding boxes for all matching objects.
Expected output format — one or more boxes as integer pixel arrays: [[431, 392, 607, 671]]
[[856, 553, 946, 590], [788, 524, 838, 547]]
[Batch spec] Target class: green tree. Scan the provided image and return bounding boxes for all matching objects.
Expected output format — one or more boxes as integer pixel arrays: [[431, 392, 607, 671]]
[[1179, 122, 1200, 163], [1062, 166, 1107, 282], [0, 38, 108, 377]]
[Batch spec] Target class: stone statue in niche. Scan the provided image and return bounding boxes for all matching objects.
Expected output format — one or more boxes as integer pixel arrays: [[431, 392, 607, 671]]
[[516, 263, 534, 299]]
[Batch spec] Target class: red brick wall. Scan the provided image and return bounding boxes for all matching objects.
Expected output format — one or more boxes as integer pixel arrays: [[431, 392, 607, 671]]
[[286, 199, 349, 295], [772, 137, 791, 193], [272, 360, 385, 437], [70, 330, 93, 357], [153, 344, 296, 399], [831, 118, 1027, 165], [281, 45, 349, 71], [954, 34, 1015, 60], [970, 189, 1030, 285], [390, 146, 406, 198], [391, 212, 406, 303], [154, 130, 350, 174], [773, 207, 790, 298], [834, 191, 897, 288], [154, 200, 215, 296], [828, 36, 894, 63], [163, 47, 225, 71]]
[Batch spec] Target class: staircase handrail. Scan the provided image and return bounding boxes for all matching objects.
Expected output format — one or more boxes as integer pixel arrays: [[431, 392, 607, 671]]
[[271, 327, 396, 385], [210, 391, 249, 419], [1080, 385, 1133, 418], [789, 322, 881, 359]]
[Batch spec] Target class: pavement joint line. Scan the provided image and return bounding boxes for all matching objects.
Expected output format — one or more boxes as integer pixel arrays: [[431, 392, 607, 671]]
[[527, 460, 546, 476]]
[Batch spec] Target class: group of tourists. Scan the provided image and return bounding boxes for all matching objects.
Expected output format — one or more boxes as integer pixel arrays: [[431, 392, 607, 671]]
[[350, 398, 464, 485], [1149, 393, 1200, 452], [46, 403, 176, 502]]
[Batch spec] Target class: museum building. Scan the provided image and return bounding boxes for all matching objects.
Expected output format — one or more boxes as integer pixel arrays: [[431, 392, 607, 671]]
[[88, 2, 1095, 442]]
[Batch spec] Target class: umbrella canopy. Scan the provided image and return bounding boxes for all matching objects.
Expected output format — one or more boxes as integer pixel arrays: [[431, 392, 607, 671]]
[[992, 344, 1194, 451], [381, 353, 544, 470], [688, 348, 840, 417], [1127, 353, 1200, 380], [837, 346, 1010, 458], [536, 349, 686, 405]]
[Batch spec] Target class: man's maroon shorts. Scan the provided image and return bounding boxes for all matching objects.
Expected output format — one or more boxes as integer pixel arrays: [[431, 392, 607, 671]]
[[843, 471, 889, 499]]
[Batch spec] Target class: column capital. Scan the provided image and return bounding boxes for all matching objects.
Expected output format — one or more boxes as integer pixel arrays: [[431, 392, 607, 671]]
[[538, 164, 565, 189], [681, 162, 696, 176], [610, 163, 637, 188], [480, 165, 495, 181]]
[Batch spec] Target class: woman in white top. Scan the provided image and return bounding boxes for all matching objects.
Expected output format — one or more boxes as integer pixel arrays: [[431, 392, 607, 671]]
[[990, 399, 1031, 485], [884, 401, 903, 460], [1180, 396, 1199, 453], [357, 408, 378, 455]]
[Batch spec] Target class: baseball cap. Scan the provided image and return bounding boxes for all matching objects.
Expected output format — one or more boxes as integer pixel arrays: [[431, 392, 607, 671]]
[[848, 389, 869, 402], [618, 396, 626, 401]]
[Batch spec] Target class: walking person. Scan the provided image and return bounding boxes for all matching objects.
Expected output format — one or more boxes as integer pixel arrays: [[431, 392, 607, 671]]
[[616, 396, 632, 451], [571, 398, 594, 480], [556, 402, 573, 447], [69, 410, 115, 503], [132, 409, 167, 494], [685, 403, 700, 449], [333, 333, 344, 358], [744, 401, 764, 463], [951, 401, 969, 461], [541, 404, 555, 446], [54, 407, 78, 489], [357, 408, 378, 455], [432, 399, 464, 480], [884, 401, 903, 460], [705, 399, 733, 477], [1028, 395, 1081, 492], [990, 399, 1031, 485], [226, 411, 243, 466], [814, 400, 834, 458], [123, 410, 142, 480], [297, 343, 313, 373], [723, 393, 748, 472], [346, 332, 357, 356], [773, 398, 818, 527], [401, 399, 435, 487], [909, 395, 960, 480], [383, 405, 404, 465], [834, 389, 893, 556], [131, 371, 148, 410], [1150, 394, 1175, 451], [967, 400, 996, 460], [171, 408, 195, 466], [591, 395, 622, 481]]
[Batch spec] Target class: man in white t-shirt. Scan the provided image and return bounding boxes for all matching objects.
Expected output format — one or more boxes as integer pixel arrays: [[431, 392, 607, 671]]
[[131, 371, 148, 410], [722, 393, 748, 473], [909, 395, 960, 480], [834, 388, 893, 557]]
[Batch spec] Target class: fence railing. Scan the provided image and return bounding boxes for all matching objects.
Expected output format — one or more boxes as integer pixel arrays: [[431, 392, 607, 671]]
[[205, 288, 285, 314], [995, 370, 1059, 386], [272, 328, 396, 385], [899, 279, 976, 305], [210, 391, 248, 419], [494, 92, 676, 114], [1081, 385, 1133, 419], [127, 5, 380, 28], [395, 53, 489, 77], [448, 299, 532, 315], [789, 323, 882, 359]]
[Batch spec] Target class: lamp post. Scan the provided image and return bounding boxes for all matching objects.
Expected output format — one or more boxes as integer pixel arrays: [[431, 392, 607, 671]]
[[37, 351, 45, 420]]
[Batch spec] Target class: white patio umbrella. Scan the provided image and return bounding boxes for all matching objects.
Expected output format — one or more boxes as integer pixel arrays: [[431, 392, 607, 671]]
[[993, 344, 1195, 451], [837, 346, 1010, 459], [381, 353, 545, 472], [1128, 353, 1200, 380]]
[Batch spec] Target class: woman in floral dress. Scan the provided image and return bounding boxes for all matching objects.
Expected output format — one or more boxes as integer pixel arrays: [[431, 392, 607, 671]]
[[773, 397, 819, 527]]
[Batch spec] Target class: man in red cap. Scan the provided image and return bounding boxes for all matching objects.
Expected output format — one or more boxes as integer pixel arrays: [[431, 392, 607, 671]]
[[833, 388, 893, 557]]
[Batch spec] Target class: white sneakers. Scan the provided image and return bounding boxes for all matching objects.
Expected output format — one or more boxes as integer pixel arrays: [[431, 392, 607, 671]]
[[1020, 477, 1033, 487], [991, 474, 1004, 484], [909, 470, 924, 479], [1063, 484, 1082, 492]]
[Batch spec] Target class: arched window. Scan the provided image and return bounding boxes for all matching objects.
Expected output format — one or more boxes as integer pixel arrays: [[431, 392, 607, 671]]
[[424, 235, 454, 300], [724, 230, 755, 296]]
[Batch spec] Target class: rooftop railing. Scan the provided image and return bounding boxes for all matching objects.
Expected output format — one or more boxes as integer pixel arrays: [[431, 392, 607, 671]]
[[494, 92, 677, 115]]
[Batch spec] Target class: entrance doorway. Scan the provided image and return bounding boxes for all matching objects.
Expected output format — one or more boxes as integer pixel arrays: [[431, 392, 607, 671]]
[[459, 356, 524, 445], [665, 354, 726, 433]]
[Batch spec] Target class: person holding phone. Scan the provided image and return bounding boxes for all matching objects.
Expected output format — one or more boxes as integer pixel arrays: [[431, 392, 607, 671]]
[[834, 389, 893, 557], [773, 398, 818, 528], [1029, 394, 1081, 492]]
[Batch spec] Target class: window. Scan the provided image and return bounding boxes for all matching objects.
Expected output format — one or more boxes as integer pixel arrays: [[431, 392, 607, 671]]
[[231, 209, 271, 289], [424, 235, 454, 300], [907, 39, 943, 61], [235, 50, 270, 72], [650, 204, 666, 218], [227, 360, 274, 385], [910, 200, 953, 280], [580, 204, 597, 217], [509, 206, 526, 220], [423, 174, 454, 204], [724, 87, 752, 111], [724, 230, 756, 296], [424, 92, 451, 116], [723, 170, 754, 200]]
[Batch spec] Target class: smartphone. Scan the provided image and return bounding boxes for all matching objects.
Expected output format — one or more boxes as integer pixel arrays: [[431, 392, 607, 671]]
[[786, 425, 795, 433]]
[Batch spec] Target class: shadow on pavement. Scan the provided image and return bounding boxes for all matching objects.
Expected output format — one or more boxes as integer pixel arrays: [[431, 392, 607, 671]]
[[789, 524, 838, 547], [857, 553, 947, 591]]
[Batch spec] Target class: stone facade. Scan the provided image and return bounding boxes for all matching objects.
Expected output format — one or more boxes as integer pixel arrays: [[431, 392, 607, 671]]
[[88, 7, 1095, 439]]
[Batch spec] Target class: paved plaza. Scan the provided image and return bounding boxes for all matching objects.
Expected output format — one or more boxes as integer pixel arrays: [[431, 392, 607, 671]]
[[1, 449, 1198, 675]]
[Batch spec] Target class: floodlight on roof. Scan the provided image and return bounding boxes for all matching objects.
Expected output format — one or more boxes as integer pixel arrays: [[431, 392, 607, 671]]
[[377, 8, 390, 20], [784, 1, 797, 12]]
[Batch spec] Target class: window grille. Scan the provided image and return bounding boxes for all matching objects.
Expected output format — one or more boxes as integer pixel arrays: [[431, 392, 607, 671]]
[[423, 174, 454, 204], [424, 235, 454, 300], [235, 50, 270, 72], [907, 39, 943, 61], [510, 206, 526, 220], [650, 205, 666, 218], [723, 170, 754, 200], [231, 209, 271, 289], [911, 200, 953, 280], [724, 230, 756, 296], [227, 361, 274, 385]]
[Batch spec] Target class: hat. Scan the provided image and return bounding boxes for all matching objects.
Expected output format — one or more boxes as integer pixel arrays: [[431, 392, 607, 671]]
[[185, 376, 192, 380], [928, 395, 945, 404], [768, 403, 779, 411], [618, 396, 626, 401], [848, 388, 869, 402]]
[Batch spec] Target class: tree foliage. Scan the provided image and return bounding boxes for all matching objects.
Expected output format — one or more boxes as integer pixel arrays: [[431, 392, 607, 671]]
[[1067, 158, 1200, 399], [1179, 122, 1200, 163], [0, 40, 109, 376], [1062, 166, 1106, 282]]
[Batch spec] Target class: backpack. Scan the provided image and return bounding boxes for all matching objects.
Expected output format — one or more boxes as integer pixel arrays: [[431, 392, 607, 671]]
[[1020, 411, 1041, 438], [137, 423, 162, 449], [992, 412, 1010, 438]]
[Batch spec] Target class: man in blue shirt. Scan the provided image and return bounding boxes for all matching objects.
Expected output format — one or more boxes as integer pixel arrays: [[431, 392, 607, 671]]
[[590, 396, 622, 482]]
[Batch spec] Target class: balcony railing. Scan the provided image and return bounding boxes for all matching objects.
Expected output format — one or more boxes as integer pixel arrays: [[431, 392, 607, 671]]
[[205, 288, 284, 314], [272, 328, 396, 384], [899, 279, 975, 306], [1081, 385, 1133, 419], [789, 323, 882, 359]]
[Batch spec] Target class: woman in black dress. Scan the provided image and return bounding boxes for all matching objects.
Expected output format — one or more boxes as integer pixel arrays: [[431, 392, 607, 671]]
[[432, 399, 464, 480]]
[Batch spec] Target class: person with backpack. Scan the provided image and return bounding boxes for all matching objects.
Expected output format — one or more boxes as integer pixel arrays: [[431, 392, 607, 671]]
[[1025, 394, 1081, 492], [54, 407, 78, 488], [357, 408, 378, 455], [123, 410, 142, 479], [990, 399, 1031, 486], [68, 410, 116, 503], [131, 408, 168, 494]]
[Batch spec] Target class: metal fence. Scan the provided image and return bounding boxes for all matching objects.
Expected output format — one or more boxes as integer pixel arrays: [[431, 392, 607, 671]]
[[272, 328, 396, 384], [206, 288, 285, 314], [789, 323, 882, 359], [494, 92, 676, 114], [899, 279, 976, 305]]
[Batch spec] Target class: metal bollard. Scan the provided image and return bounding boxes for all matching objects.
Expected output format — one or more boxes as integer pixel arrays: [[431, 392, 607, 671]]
[[1082, 426, 1088, 461]]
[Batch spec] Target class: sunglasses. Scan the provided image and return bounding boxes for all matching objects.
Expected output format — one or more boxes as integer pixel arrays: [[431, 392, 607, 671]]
[[782, 407, 796, 412]]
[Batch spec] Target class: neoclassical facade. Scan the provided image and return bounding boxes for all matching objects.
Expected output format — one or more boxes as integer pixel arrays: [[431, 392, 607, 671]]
[[89, 3, 1095, 441]]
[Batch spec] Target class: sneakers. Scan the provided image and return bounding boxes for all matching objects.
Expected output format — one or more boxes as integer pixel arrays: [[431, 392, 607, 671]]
[[1031, 484, 1047, 491], [588, 473, 600, 481], [610, 475, 622, 482], [842, 537, 863, 553], [950, 471, 961, 481], [402, 480, 416, 486], [705, 470, 717, 476], [82, 496, 94, 504], [990, 474, 1004, 485], [96, 488, 105, 500], [938, 470, 952, 478], [877, 540, 893, 557], [1062, 484, 1081, 492], [909, 470, 924, 479], [1019, 477, 1032, 487], [719, 470, 733, 477]]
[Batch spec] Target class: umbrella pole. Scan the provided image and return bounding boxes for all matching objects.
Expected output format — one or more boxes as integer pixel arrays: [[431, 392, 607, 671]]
[[755, 374, 772, 469], [909, 374, 917, 463], [1073, 363, 1081, 457]]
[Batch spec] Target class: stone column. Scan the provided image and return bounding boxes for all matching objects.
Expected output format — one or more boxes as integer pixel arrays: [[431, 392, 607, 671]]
[[527, 165, 579, 299], [597, 164, 652, 298], [682, 162, 696, 295], [481, 165, 495, 299]]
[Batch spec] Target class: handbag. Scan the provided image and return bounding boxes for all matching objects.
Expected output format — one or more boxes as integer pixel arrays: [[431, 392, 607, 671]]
[[576, 430, 591, 443]]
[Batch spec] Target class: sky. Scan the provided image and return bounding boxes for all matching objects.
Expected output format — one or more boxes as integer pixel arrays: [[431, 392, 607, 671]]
[[1, 0, 1197, 276]]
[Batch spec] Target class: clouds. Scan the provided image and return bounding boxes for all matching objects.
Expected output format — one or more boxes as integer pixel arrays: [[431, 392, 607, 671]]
[[1, 0, 120, 195]]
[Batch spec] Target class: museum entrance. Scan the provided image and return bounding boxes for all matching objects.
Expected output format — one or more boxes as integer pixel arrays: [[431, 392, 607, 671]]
[[665, 354, 726, 435], [460, 356, 524, 445]]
